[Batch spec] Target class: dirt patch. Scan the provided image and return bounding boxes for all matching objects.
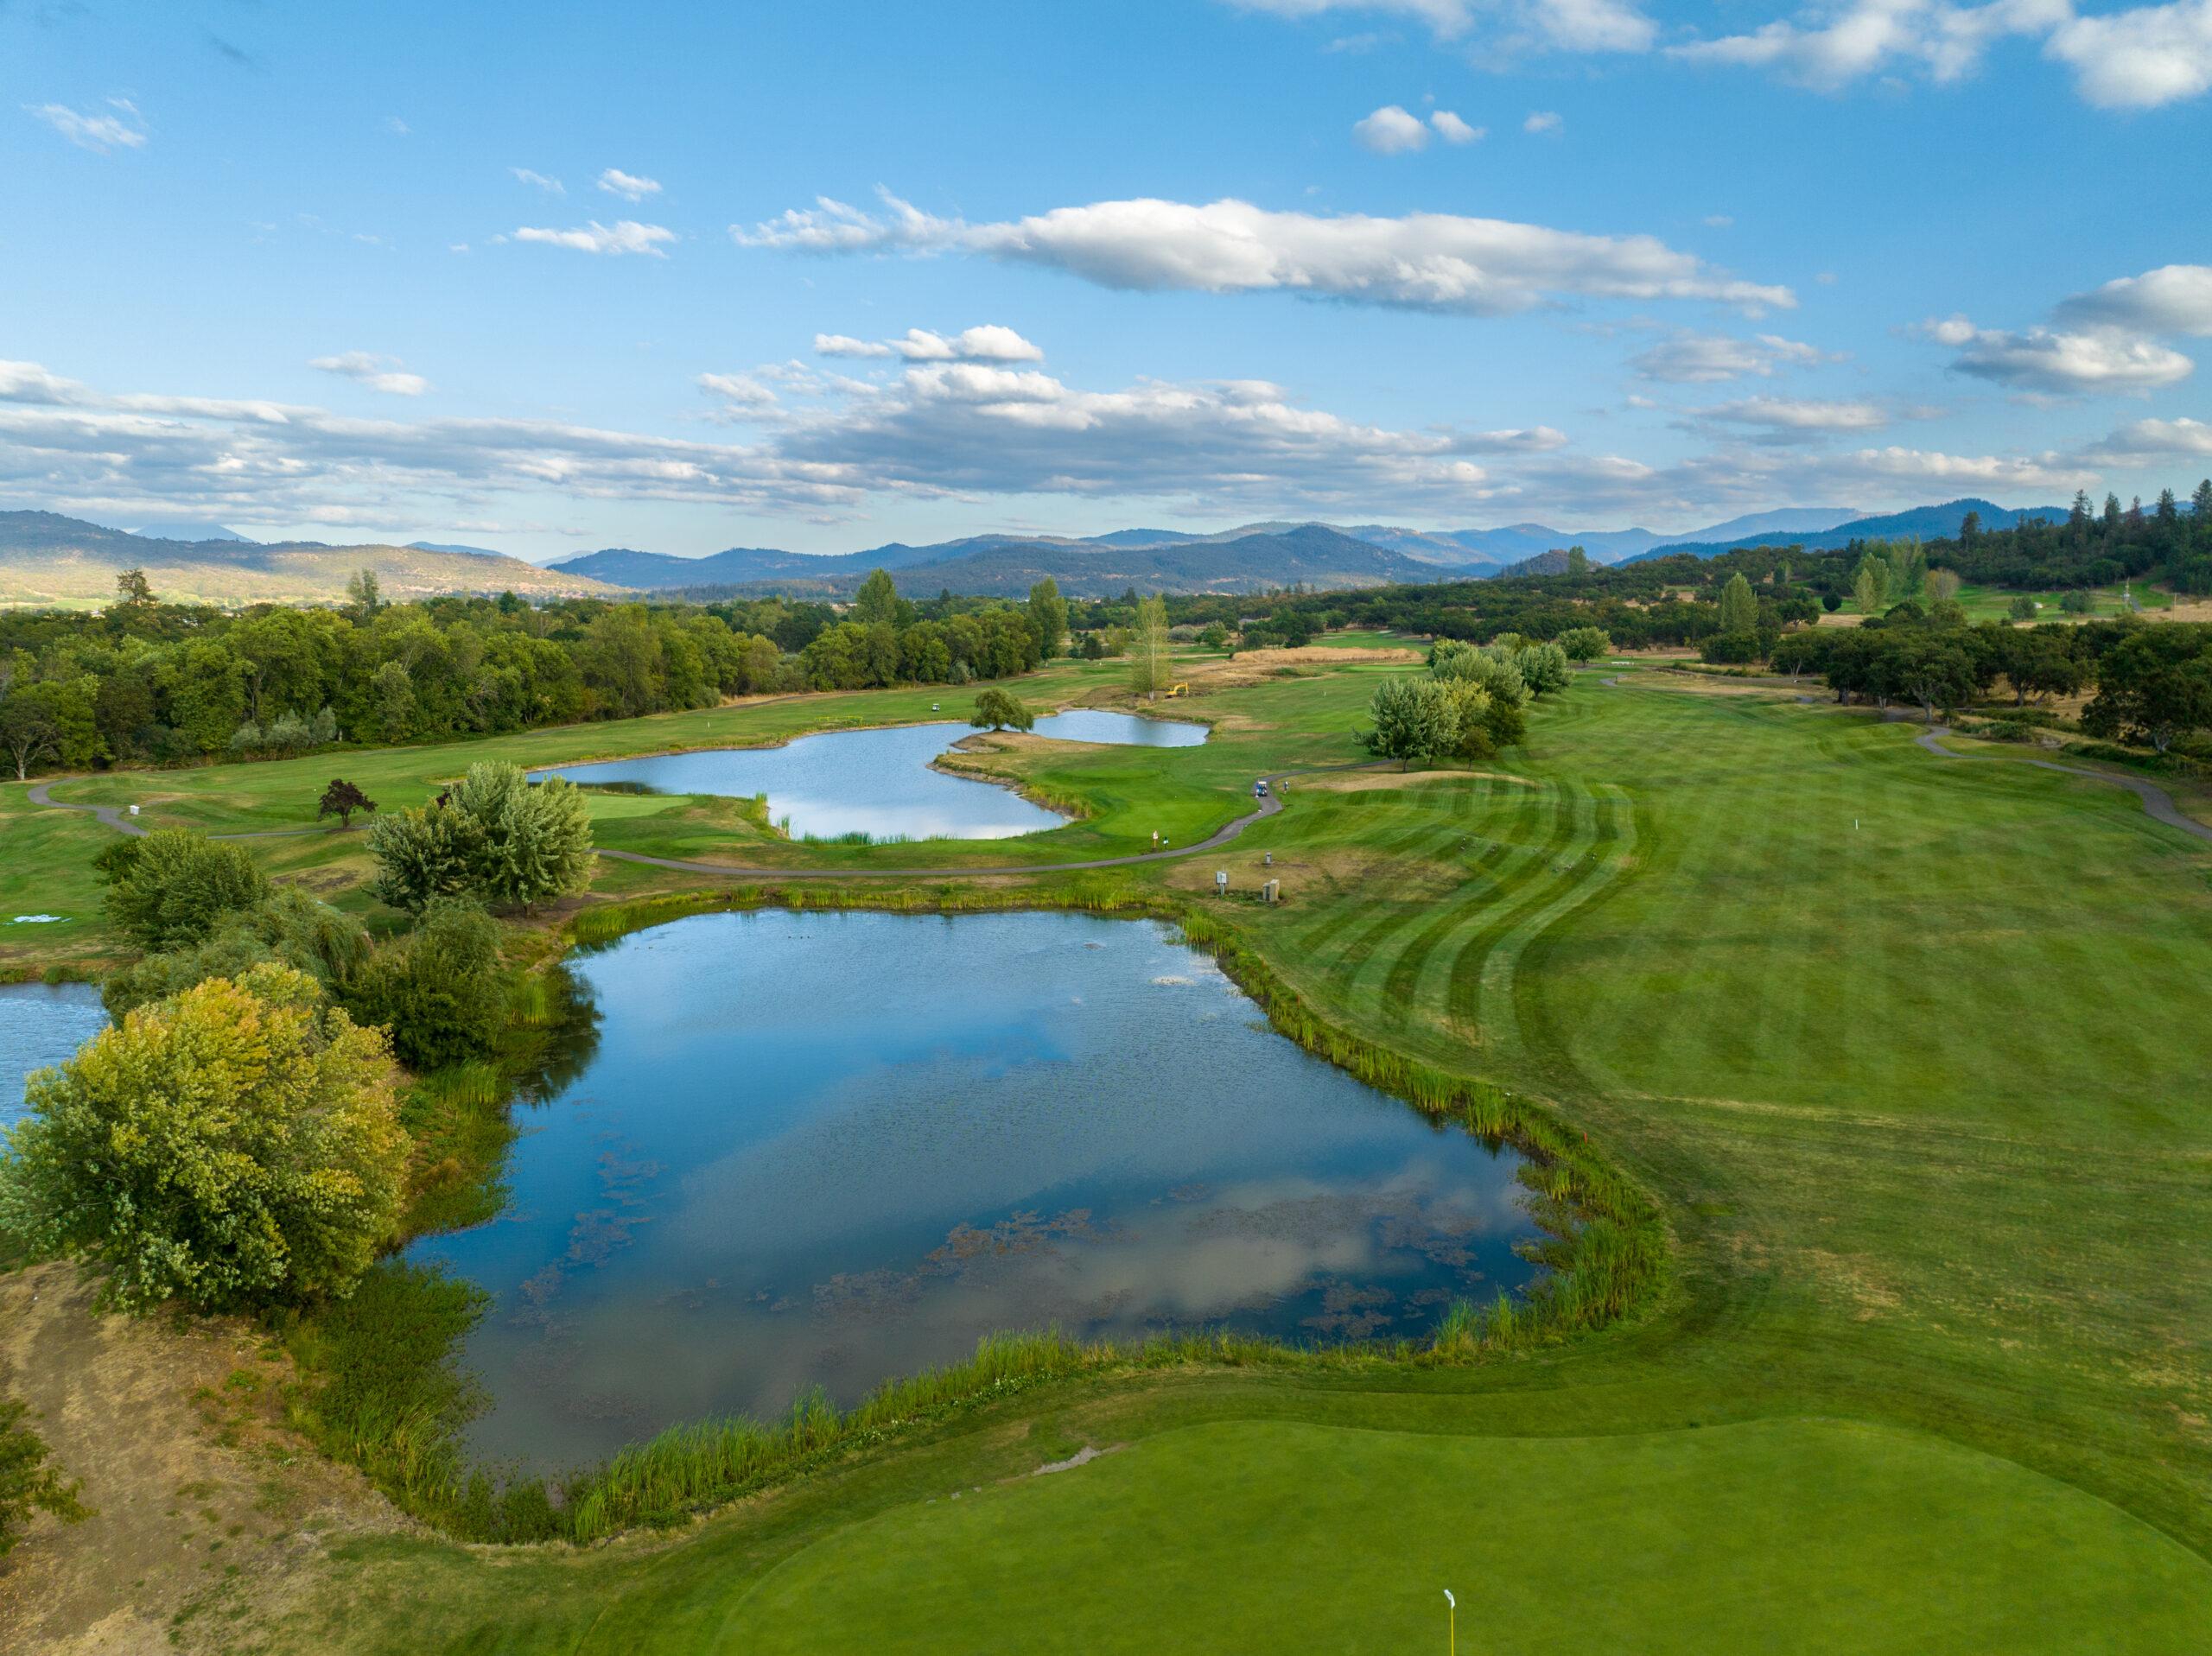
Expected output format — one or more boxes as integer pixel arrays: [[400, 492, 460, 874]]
[[1174, 645, 1420, 691], [0, 1261, 408, 1655], [1295, 768, 1535, 793]]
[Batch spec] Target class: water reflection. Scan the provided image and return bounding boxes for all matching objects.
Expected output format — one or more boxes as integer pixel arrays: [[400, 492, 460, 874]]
[[410, 911, 1536, 1468], [534, 712, 1205, 841]]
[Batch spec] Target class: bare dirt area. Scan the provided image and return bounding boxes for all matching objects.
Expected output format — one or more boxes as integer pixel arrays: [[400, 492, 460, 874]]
[[1179, 645, 1419, 690], [0, 1261, 407, 1655]]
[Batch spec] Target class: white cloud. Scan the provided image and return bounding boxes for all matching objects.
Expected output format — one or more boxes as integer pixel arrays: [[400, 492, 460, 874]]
[[514, 220, 676, 257], [1225, 0, 1655, 54], [2052, 263, 2212, 334], [1523, 109, 1563, 131], [815, 327, 1046, 362], [736, 189, 1795, 317], [1696, 396, 1892, 431], [1632, 330, 1840, 382], [2087, 415, 2212, 459], [511, 168, 565, 194], [1431, 110, 1484, 141], [1354, 105, 1430, 152], [1670, 0, 2212, 108], [309, 352, 433, 397], [2047, 0, 2212, 105], [26, 100, 148, 153], [385, 117, 410, 136], [1704, 214, 1734, 227], [696, 372, 779, 409], [598, 168, 664, 202]]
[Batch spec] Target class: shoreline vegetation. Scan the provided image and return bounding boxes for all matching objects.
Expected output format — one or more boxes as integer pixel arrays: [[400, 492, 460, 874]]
[[279, 883, 1662, 1546]]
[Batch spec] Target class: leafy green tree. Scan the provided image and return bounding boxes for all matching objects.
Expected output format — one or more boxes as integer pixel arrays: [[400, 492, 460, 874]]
[[853, 568, 905, 628], [0, 1401, 90, 1553], [1853, 555, 1893, 616], [2061, 588, 2095, 614], [1027, 578, 1067, 659], [1198, 622, 1228, 650], [0, 690, 60, 781], [448, 762, 594, 915], [1429, 639, 1530, 707], [2083, 631, 2212, 753], [372, 659, 416, 739], [2008, 594, 2039, 622], [0, 964, 404, 1313], [2000, 627, 2084, 705], [1719, 573, 1758, 634], [103, 830, 271, 953], [345, 568, 383, 624], [339, 898, 507, 1071], [1514, 641, 1573, 695], [1567, 546, 1590, 576], [1438, 680, 1496, 759], [1556, 626, 1611, 662], [1891, 634, 1979, 723], [365, 803, 485, 914], [1128, 593, 1171, 700], [1927, 569, 1962, 604], [104, 885, 374, 1020], [319, 778, 377, 828], [1365, 676, 1460, 768], [970, 688, 1035, 732]]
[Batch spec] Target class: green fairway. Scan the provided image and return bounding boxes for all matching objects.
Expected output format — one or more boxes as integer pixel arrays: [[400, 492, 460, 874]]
[[12, 650, 2212, 1653], [726, 1419, 2212, 1654]]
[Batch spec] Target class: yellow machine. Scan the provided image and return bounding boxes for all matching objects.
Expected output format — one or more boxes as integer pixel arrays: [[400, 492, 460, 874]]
[[1164, 682, 1189, 698]]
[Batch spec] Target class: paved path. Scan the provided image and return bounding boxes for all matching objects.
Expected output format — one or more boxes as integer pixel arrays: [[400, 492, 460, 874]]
[[1914, 726, 2212, 845], [26, 759, 1397, 877]]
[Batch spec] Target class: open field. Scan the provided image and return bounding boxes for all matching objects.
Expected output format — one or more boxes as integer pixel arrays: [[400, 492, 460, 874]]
[[5, 650, 2212, 1650]]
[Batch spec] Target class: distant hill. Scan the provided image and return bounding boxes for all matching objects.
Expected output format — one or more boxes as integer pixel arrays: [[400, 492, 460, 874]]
[[0, 511, 622, 608], [1336, 508, 1864, 566], [1625, 498, 2074, 562], [407, 540, 509, 557], [552, 523, 1485, 598], [128, 519, 255, 542]]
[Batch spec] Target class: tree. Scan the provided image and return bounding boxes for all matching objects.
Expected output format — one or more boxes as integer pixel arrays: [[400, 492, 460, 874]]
[[2000, 628, 2084, 705], [1567, 545, 1590, 576], [102, 885, 375, 1021], [2082, 631, 2212, 753], [970, 688, 1034, 732], [365, 801, 484, 913], [1556, 626, 1611, 662], [339, 898, 506, 1071], [346, 568, 382, 623], [0, 964, 404, 1313], [852, 568, 905, 629], [1513, 641, 1573, 695], [1853, 555, 1892, 616], [1927, 569, 1962, 604], [0, 1404, 89, 1553], [1890, 634, 1978, 723], [104, 829, 271, 953], [1719, 573, 1758, 634], [0, 691, 61, 781], [1027, 578, 1067, 660], [318, 778, 378, 828], [2008, 594, 2039, 622], [115, 567, 157, 608], [1364, 676, 1460, 768], [448, 761, 594, 914], [372, 659, 416, 739], [1128, 593, 1171, 700]]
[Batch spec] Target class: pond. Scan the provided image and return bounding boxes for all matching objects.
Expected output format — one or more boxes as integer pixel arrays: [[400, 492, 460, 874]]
[[409, 910, 1539, 1469], [532, 711, 1207, 841], [0, 981, 107, 1128]]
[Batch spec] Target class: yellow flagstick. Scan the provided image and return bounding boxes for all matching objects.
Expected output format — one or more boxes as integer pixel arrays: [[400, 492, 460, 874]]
[[1444, 1589, 1455, 1656]]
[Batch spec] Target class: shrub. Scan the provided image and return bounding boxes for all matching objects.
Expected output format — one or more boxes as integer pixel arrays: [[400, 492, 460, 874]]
[[365, 802, 483, 914], [101, 829, 271, 953], [453, 764, 594, 915], [970, 688, 1035, 732], [102, 886, 375, 1020], [1556, 626, 1611, 662], [340, 899, 506, 1072], [0, 964, 404, 1313], [0, 1402, 88, 1553]]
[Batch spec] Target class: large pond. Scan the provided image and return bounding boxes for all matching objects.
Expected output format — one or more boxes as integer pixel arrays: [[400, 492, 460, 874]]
[[532, 711, 1206, 841], [410, 911, 1539, 1469], [0, 981, 107, 1128]]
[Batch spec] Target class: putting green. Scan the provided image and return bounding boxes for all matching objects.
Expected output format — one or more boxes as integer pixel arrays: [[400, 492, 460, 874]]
[[709, 1419, 2211, 1653]]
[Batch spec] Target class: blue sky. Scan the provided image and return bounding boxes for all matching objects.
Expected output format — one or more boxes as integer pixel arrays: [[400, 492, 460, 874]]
[[4, 0, 2209, 561]]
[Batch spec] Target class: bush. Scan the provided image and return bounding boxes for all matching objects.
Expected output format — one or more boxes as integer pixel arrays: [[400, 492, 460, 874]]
[[340, 899, 507, 1072], [1700, 630, 1763, 665], [102, 830, 271, 953], [370, 763, 594, 917], [1556, 626, 1611, 663], [0, 964, 404, 1313], [969, 688, 1035, 732], [102, 885, 375, 1020], [365, 802, 482, 914], [0, 1402, 88, 1553]]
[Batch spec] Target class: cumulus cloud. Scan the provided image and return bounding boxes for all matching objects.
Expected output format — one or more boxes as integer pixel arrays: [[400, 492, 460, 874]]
[[1669, 0, 2212, 107], [1430, 110, 1484, 141], [1225, 0, 1656, 54], [814, 327, 1045, 362], [514, 219, 675, 257], [813, 334, 897, 359], [1354, 105, 1431, 152], [1631, 331, 1840, 382], [2086, 415, 2212, 458], [511, 168, 565, 194], [598, 168, 663, 201], [1523, 109, 1563, 132], [736, 189, 1794, 317], [309, 353, 433, 397], [1916, 265, 2209, 392], [1694, 396, 1892, 433], [696, 371, 779, 411], [26, 99, 148, 153]]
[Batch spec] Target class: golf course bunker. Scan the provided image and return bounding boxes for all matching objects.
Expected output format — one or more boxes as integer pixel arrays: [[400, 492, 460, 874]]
[[532, 713, 1205, 841], [0, 980, 106, 1128], [409, 910, 1539, 1468]]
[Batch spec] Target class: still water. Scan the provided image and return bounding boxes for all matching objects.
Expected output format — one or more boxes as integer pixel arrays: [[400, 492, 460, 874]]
[[535, 712, 1206, 841], [410, 911, 1537, 1468], [0, 982, 107, 1127]]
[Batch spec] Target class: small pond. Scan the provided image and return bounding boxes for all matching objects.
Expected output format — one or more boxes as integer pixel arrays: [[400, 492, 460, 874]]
[[0, 981, 107, 1128], [532, 712, 1206, 841], [409, 910, 1539, 1469]]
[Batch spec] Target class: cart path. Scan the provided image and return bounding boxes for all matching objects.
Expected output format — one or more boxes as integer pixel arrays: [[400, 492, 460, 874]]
[[1913, 726, 2212, 844], [26, 761, 1397, 875]]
